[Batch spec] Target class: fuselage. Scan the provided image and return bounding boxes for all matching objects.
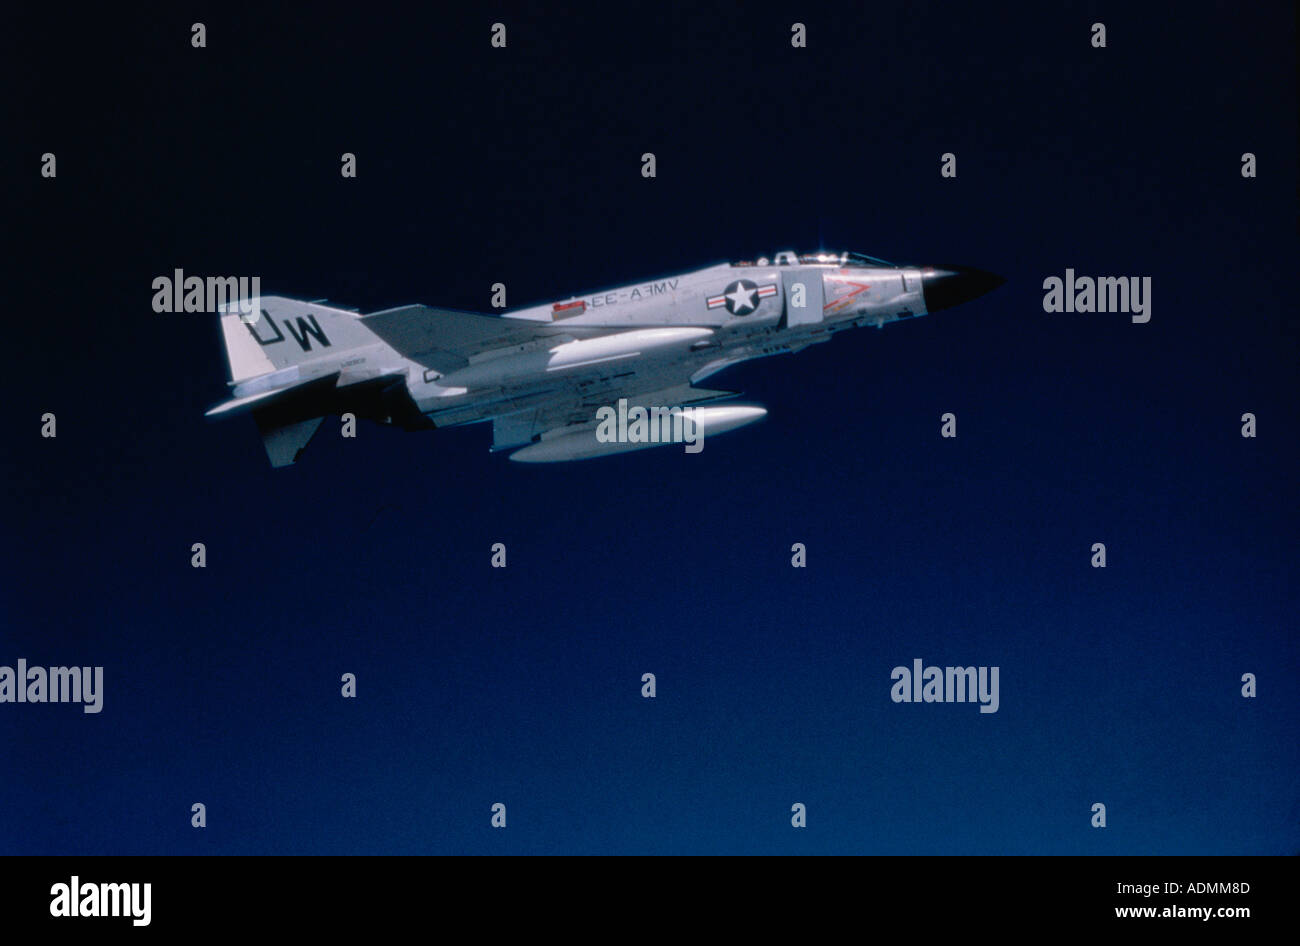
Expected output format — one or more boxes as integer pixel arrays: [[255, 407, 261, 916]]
[[407, 250, 1001, 427]]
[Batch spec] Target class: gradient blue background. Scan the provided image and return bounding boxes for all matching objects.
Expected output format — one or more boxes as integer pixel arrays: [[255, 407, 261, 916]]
[[5, 2, 1297, 854]]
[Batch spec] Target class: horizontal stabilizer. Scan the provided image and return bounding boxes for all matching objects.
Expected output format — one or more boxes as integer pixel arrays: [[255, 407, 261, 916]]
[[255, 414, 324, 468], [205, 372, 341, 419]]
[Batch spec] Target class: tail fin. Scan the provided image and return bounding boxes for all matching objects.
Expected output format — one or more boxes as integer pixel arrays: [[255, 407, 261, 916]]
[[215, 295, 401, 468], [218, 296, 383, 383]]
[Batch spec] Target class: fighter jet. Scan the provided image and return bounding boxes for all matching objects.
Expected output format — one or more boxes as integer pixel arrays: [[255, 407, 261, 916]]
[[206, 250, 1004, 465]]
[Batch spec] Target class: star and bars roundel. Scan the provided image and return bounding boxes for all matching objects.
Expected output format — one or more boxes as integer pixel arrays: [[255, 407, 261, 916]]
[[707, 279, 778, 315]]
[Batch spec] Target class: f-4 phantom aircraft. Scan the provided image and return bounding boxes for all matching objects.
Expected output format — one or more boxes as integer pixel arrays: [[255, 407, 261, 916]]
[[207, 250, 1004, 465]]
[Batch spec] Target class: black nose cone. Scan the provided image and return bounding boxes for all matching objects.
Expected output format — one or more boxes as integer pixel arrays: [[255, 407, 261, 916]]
[[921, 265, 1006, 313]]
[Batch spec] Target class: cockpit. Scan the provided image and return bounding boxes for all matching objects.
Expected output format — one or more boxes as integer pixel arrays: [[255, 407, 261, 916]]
[[732, 250, 896, 268]]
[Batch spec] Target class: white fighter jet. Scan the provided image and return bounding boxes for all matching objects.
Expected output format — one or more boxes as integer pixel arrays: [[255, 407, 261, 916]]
[[206, 250, 1004, 465]]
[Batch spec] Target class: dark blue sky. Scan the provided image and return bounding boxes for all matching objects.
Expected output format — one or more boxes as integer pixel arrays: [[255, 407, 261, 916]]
[[5, 3, 1296, 854]]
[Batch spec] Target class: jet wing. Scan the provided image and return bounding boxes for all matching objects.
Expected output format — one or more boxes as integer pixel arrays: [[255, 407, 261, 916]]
[[361, 305, 598, 373], [363, 305, 751, 455]]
